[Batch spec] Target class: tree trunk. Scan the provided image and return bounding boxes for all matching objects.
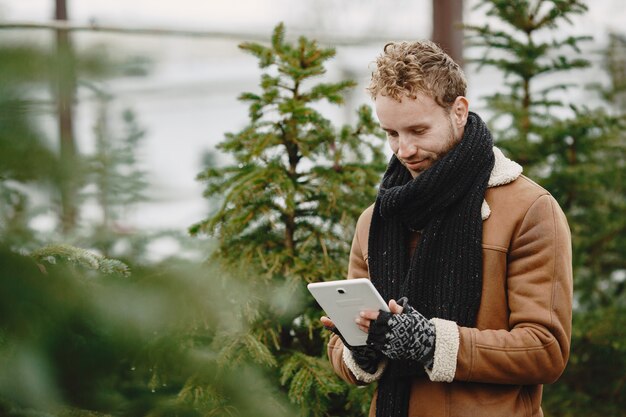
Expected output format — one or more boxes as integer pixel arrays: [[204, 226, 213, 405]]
[[432, 0, 464, 67], [55, 0, 78, 233]]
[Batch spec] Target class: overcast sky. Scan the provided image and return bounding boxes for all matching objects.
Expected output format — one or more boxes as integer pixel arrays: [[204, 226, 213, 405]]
[[2, 0, 624, 41], [1, 0, 430, 39]]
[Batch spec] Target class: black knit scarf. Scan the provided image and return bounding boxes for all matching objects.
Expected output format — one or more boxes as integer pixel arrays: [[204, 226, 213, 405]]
[[368, 112, 495, 417]]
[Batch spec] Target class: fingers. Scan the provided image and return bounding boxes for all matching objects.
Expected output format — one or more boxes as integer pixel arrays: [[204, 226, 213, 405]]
[[356, 316, 370, 333], [389, 299, 404, 314], [356, 310, 379, 333], [323, 302, 403, 336], [320, 316, 334, 328]]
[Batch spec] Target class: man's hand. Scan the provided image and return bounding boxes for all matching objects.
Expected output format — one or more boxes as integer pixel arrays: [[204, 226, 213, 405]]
[[320, 315, 384, 375], [365, 301, 436, 365], [355, 299, 404, 333], [322, 298, 436, 366]]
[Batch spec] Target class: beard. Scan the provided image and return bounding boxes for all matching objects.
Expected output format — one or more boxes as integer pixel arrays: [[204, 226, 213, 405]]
[[404, 116, 460, 177]]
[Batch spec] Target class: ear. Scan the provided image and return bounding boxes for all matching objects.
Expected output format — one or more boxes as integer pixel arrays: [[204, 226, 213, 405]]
[[451, 96, 469, 129]]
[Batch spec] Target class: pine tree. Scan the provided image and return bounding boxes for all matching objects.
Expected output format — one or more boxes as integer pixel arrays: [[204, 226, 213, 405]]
[[467, 0, 626, 307], [82, 87, 150, 259], [1, 24, 293, 417], [191, 23, 386, 416], [466, 1, 626, 415], [0, 46, 61, 247], [599, 33, 626, 110], [0, 243, 296, 417], [0, 41, 148, 246]]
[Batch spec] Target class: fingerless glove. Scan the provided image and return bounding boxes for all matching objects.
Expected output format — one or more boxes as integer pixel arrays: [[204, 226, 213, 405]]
[[366, 299, 435, 368]]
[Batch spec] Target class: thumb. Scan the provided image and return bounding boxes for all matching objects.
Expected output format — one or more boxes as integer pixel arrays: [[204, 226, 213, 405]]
[[320, 316, 335, 329], [389, 299, 404, 314]]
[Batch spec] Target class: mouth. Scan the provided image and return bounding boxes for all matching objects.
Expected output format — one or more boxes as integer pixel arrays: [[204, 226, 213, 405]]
[[404, 159, 428, 170]]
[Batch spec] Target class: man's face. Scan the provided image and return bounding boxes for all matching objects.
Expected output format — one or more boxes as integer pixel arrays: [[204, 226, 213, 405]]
[[375, 92, 464, 178]]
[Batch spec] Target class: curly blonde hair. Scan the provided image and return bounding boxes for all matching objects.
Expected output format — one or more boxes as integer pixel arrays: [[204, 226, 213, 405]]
[[367, 40, 467, 108]]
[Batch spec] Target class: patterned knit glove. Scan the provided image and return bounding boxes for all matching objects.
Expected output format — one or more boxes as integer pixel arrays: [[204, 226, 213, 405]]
[[366, 298, 435, 368], [324, 324, 383, 374]]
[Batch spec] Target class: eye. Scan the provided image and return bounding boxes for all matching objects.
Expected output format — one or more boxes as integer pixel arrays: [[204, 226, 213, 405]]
[[385, 130, 398, 137]]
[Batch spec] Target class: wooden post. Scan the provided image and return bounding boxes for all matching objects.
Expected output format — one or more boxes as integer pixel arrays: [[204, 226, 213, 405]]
[[55, 0, 78, 233], [432, 0, 464, 67]]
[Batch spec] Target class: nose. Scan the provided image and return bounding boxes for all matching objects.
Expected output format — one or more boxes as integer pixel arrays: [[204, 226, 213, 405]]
[[396, 135, 417, 160]]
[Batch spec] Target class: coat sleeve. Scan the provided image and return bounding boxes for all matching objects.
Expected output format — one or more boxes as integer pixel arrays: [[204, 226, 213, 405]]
[[448, 194, 573, 384], [327, 207, 382, 385]]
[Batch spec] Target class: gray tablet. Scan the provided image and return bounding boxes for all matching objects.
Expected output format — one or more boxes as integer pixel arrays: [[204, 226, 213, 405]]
[[308, 278, 390, 346]]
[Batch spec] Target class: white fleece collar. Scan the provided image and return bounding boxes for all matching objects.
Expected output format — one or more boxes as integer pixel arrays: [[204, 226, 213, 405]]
[[481, 147, 523, 220]]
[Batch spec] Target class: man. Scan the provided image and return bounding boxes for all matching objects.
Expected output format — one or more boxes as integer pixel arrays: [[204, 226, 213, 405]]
[[321, 40, 573, 417]]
